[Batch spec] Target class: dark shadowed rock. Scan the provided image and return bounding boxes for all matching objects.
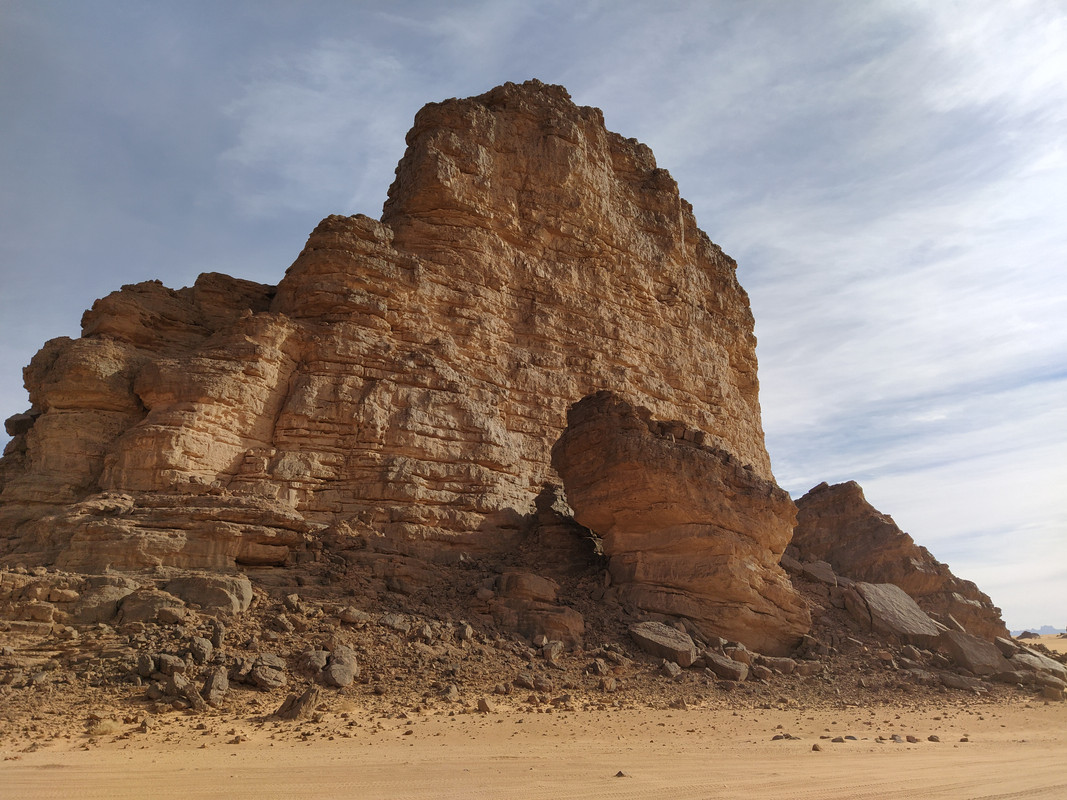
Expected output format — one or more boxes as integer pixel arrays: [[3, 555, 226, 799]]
[[274, 686, 322, 720]]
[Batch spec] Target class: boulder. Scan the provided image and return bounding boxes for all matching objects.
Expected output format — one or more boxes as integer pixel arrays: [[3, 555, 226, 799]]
[[70, 576, 139, 624], [188, 636, 213, 665], [1012, 650, 1067, 681], [164, 574, 253, 614], [490, 571, 583, 644], [202, 665, 229, 707], [799, 560, 837, 586], [553, 392, 810, 656], [496, 573, 558, 604], [629, 621, 698, 668], [793, 482, 1008, 640], [274, 686, 322, 721], [844, 582, 942, 647], [703, 650, 749, 682], [249, 653, 287, 690], [939, 630, 1012, 676], [322, 646, 360, 688], [118, 588, 185, 624]]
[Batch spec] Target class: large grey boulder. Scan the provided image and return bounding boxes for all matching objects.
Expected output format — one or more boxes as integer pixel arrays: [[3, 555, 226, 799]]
[[629, 621, 698, 668], [844, 582, 942, 647], [703, 650, 749, 681], [322, 645, 360, 688], [1012, 649, 1067, 680], [939, 630, 1011, 676]]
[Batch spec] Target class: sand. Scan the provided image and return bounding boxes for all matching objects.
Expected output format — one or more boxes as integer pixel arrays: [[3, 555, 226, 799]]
[[1033, 634, 1067, 655], [3, 700, 1065, 799]]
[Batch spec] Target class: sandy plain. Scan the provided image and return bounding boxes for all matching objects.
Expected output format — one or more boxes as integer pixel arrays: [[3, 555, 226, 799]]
[[1032, 633, 1067, 655], [3, 695, 1064, 800]]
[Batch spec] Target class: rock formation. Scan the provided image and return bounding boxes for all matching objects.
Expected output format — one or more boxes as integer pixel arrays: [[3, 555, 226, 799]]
[[0, 80, 772, 576], [792, 481, 1008, 641], [551, 391, 810, 656]]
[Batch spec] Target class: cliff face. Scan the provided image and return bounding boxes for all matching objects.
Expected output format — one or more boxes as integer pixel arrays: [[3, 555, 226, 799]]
[[552, 392, 809, 656], [792, 482, 1009, 641], [0, 81, 773, 571]]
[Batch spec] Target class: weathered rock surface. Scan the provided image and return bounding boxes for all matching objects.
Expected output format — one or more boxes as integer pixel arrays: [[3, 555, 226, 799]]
[[322, 645, 360, 688], [843, 582, 943, 647], [489, 571, 585, 645], [1013, 649, 1067, 681], [553, 392, 809, 656], [628, 621, 698, 668], [793, 482, 1008, 640], [703, 649, 750, 682], [939, 630, 1012, 677], [0, 80, 773, 574]]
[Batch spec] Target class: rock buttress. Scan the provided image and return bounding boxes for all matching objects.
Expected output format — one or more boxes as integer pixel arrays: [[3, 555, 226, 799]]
[[1, 80, 776, 570], [552, 391, 810, 656], [793, 481, 1008, 641]]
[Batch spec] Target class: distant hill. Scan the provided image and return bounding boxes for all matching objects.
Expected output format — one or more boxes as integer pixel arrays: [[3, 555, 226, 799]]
[[1011, 625, 1066, 637]]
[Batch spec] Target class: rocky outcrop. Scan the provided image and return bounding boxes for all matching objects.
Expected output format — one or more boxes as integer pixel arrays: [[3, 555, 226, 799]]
[[842, 582, 943, 648], [793, 482, 1008, 641], [1, 80, 773, 572], [551, 391, 810, 656]]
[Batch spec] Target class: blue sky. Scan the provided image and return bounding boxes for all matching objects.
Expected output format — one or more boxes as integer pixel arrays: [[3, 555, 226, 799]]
[[1, 1, 1064, 629]]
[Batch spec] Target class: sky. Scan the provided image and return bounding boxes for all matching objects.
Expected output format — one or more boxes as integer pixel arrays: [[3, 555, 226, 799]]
[[1, 0, 1064, 630]]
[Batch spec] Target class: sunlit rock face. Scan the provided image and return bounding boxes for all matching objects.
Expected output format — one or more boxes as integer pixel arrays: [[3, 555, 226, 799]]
[[0, 80, 775, 574], [552, 391, 810, 657], [793, 481, 1009, 641]]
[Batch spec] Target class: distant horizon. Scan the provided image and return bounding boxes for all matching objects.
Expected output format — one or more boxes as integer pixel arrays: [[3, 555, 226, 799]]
[[1010, 625, 1067, 636]]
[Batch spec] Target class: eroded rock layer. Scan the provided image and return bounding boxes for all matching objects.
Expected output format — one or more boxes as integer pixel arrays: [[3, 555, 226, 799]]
[[551, 391, 810, 656], [793, 482, 1008, 641], [0, 80, 772, 571]]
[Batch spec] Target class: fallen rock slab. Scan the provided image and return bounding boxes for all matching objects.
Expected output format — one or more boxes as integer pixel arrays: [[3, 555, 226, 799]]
[[629, 621, 698, 668], [845, 582, 942, 647], [939, 630, 1012, 676], [164, 574, 253, 614], [703, 650, 749, 681], [553, 392, 810, 656]]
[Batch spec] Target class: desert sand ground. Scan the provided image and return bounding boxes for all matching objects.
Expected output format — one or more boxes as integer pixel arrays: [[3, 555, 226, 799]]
[[3, 698, 1064, 799], [1033, 633, 1067, 654]]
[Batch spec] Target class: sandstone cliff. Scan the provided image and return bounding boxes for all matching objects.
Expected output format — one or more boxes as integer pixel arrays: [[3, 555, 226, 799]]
[[0, 80, 773, 573], [792, 481, 1008, 641], [552, 392, 809, 656]]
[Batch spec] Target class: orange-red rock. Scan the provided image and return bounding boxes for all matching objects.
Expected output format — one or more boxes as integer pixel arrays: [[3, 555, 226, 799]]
[[551, 391, 810, 656], [0, 81, 776, 573], [793, 482, 1008, 641]]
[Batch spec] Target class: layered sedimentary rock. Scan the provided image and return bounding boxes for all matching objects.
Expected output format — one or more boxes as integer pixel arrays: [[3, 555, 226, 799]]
[[551, 391, 810, 656], [793, 482, 1008, 641], [0, 80, 773, 571]]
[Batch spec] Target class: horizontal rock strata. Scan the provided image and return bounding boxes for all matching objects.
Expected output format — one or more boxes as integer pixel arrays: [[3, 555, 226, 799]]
[[1, 80, 773, 571]]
